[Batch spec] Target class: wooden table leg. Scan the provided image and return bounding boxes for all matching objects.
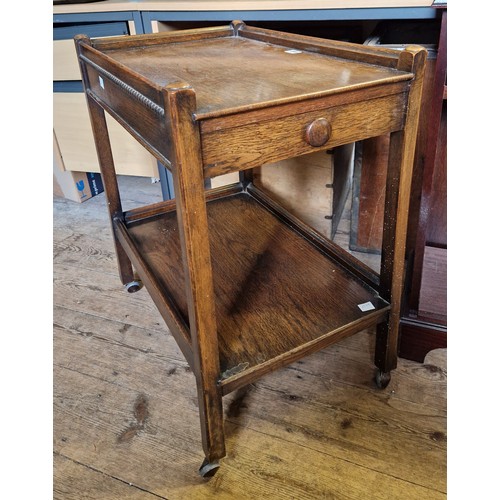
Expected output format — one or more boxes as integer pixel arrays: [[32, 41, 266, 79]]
[[76, 34, 137, 289], [375, 46, 427, 387], [165, 83, 225, 476], [84, 106, 136, 288]]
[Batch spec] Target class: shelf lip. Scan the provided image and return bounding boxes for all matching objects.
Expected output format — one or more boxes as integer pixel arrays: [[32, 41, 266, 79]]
[[193, 75, 412, 121], [124, 182, 380, 293], [198, 80, 409, 132], [219, 306, 389, 395], [113, 217, 194, 367], [124, 183, 380, 295], [124, 181, 244, 223], [247, 183, 381, 290]]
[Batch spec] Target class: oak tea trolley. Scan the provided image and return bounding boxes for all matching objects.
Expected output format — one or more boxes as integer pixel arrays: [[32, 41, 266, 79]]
[[75, 21, 426, 477]]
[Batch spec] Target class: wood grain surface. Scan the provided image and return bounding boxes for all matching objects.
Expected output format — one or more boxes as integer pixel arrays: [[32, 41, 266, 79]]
[[201, 91, 407, 176], [101, 35, 411, 118], [127, 192, 388, 381]]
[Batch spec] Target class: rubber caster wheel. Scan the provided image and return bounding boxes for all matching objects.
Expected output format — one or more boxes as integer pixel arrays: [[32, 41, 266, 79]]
[[199, 458, 220, 478], [125, 280, 142, 293], [375, 370, 391, 389]]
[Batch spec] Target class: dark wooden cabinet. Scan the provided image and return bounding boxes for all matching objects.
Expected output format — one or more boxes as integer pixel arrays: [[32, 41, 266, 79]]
[[346, 8, 447, 362], [398, 6, 447, 361]]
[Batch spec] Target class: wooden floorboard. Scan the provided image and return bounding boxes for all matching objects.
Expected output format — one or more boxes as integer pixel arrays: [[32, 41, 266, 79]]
[[53, 175, 446, 499]]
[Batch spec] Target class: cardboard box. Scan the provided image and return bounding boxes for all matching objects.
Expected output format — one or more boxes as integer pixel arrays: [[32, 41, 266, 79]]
[[53, 130, 105, 203], [53, 158, 104, 203]]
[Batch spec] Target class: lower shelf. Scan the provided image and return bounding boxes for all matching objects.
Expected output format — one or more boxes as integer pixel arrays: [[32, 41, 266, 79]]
[[123, 188, 389, 392]]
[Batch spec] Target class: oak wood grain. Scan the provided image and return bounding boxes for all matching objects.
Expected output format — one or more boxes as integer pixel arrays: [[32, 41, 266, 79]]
[[127, 193, 388, 380], [99, 35, 411, 119], [375, 46, 427, 373], [201, 92, 407, 176], [165, 83, 225, 463]]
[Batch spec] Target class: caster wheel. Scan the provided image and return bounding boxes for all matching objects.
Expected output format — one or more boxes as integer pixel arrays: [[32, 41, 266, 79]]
[[125, 280, 142, 293], [199, 458, 220, 478], [375, 370, 391, 389]]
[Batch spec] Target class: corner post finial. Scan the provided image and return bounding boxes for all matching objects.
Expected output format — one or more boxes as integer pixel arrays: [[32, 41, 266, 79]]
[[230, 20, 246, 36], [74, 33, 92, 48], [397, 44, 427, 74]]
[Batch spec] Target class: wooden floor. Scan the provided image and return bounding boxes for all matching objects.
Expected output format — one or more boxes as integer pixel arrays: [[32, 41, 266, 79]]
[[53, 175, 447, 499]]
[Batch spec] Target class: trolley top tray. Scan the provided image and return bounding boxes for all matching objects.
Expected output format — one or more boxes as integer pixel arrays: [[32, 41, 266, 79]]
[[79, 22, 414, 119]]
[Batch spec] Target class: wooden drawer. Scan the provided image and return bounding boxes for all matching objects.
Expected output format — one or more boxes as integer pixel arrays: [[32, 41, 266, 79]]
[[200, 89, 408, 178], [53, 92, 158, 177]]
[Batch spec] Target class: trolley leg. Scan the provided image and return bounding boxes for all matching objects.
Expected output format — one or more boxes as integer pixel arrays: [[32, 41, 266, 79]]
[[165, 82, 225, 476], [375, 46, 427, 386], [196, 380, 225, 478], [86, 96, 135, 287], [76, 35, 136, 288]]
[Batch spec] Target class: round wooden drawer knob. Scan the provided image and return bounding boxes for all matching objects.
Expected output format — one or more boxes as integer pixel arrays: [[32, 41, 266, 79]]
[[305, 118, 331, 147]]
